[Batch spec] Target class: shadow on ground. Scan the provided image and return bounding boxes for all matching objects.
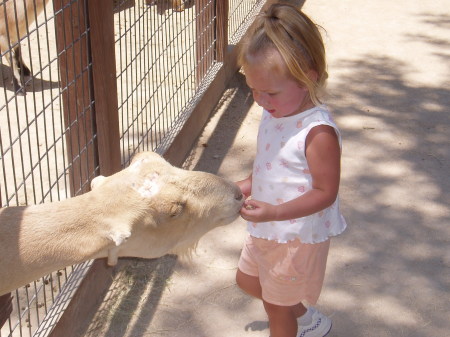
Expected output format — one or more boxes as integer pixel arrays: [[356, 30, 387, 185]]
[[0, 64, 60, 94], [322, 16, 450, 335]]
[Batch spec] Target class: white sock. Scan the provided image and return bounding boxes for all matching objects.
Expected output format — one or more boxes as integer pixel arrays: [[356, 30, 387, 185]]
[[297, 307, 314, 326]]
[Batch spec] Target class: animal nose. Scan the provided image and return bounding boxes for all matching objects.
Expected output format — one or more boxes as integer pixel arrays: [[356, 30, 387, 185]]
[[235, 192, 243, 201]]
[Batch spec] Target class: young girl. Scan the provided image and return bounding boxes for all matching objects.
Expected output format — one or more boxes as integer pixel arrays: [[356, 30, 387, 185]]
[[235, 3, 347, 337]]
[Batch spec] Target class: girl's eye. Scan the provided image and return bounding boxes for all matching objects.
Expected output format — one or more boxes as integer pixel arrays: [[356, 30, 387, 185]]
[[251, 89, 277, 97]]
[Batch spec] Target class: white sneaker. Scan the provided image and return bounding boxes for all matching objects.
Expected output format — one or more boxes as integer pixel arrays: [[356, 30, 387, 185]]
[[297, 307, 332, 337]]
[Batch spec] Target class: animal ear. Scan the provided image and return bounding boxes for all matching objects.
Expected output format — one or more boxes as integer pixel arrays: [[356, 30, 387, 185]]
[[107, 247, 120, 266], [91, 175, 106, 190], [108, 229, 131, 246], [170, 201, 186, 218], [106, 229, 130, 266]]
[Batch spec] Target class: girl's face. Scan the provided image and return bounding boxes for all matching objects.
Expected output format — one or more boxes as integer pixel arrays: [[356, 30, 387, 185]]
[[243, 51, 314, 118]]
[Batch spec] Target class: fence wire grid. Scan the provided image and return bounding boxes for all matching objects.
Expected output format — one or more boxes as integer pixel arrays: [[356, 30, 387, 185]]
[[0, 0, 265, 336]]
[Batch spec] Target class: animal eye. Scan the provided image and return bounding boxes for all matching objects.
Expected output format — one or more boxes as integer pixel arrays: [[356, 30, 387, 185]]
[[170, 201, 185, 218]]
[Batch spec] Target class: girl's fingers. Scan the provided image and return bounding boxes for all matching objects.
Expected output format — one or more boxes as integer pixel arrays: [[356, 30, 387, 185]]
[[244, 199, 258, 210]]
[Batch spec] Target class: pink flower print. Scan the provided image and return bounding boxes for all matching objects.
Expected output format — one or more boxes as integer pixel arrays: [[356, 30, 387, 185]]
[[276, 198, 284, 204], [255, 164, 261, 175], [289, 219, 297, 224], [265, 143, 271, 151], [297, 140, 304, 150], [297, 186, 305, 193], [278, 275, 296, 282], [325, 220, 331, 228], [251, 222, 258, 228], [296, 120, 303, 128], [275, 123, 284, 132], [266, 162, 272, 170], [280, 159, 289, 168]]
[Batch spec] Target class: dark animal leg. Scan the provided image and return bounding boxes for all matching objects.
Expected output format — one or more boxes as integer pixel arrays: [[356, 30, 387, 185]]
[[16, 45, 31, 77], [11, 45, 28, 95]]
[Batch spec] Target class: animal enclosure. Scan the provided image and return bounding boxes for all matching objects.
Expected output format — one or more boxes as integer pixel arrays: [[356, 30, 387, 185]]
[[0, 0, 266, 336]]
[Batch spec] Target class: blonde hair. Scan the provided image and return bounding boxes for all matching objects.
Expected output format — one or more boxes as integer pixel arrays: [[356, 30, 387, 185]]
[[239, 2, 328, 105]]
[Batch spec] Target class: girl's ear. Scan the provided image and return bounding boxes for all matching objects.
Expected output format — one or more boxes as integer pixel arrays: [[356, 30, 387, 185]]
[[307, 69, 319, 82]]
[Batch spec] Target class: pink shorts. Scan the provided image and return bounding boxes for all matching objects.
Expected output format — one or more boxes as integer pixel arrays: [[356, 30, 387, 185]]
[[238, 235, 330, 306]]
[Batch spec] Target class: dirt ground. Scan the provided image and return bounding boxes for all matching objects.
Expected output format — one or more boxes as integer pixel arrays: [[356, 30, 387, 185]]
[[78, 1, 449, 336]]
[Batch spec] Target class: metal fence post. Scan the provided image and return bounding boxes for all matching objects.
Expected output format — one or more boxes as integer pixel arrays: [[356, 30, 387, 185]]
[[87, 0, 121, 176], [216, 0, 229, 62], [53, 0, 96, 196]]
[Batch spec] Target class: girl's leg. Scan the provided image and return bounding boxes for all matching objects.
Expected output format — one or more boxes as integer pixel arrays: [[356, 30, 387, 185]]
[[236, 268, 262, 299], [263, 300, 298, 337], [292, 301, 308, 318], [237, 269, 310, 337]]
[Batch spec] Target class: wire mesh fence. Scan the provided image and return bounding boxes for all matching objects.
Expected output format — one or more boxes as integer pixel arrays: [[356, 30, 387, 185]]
[[115, 0, 202, 163], [0, 0, 67, 206], [0, 0, 96, 336], [229, 0, 263, 44], [0, 0, 266, 336]]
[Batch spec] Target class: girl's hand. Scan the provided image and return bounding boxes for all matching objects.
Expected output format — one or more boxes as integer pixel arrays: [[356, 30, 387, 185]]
[[240, 199, 277, 223]]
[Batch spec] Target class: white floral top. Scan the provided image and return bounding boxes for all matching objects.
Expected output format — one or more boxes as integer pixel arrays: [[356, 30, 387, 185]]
[[248, 105, 347, 243]]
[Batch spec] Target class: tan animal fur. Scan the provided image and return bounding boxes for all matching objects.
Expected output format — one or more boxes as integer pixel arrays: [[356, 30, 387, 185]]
[[0, 151, 244, 296], [170, 0, 185, 12], [0, 0, 50, 94], [145, 0, 186, 12]]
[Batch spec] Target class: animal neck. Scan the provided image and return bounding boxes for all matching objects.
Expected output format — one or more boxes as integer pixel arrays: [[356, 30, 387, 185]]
[[28, 194, 112, 256], [0, 193, 113, 294]]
